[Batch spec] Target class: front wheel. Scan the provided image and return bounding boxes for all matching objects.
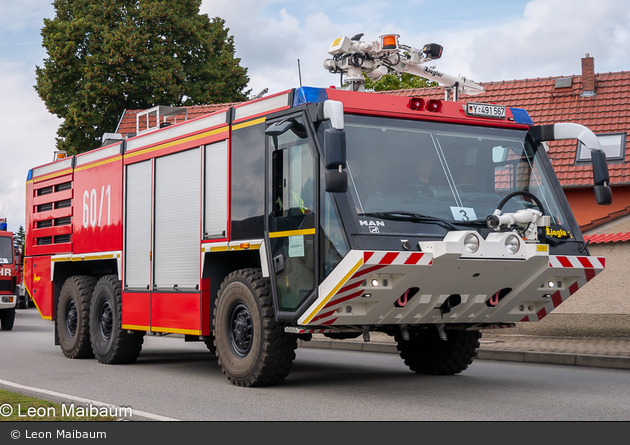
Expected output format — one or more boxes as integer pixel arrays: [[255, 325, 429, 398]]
[[213, 269, 297, 387], [0, 308, 15, 330], [395, 328, 481, 375], [89, 275, 144, 364]]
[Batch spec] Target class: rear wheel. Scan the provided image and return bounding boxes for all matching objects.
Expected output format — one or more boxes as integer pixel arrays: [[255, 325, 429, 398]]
[[213, 268, 297, 387], [57, 276, 97, 358], [0, 308, 15, 330], [89, 275, 144, 364], [395, 328, 481, 375]]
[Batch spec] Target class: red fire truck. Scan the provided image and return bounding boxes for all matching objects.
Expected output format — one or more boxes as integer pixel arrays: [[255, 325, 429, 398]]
[[24, 34, 611, 386], [0, 227, 18, 330]]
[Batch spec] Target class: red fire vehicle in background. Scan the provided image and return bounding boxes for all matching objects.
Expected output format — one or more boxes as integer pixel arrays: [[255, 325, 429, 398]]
[[0, 222, 18, 330], [23, 34, 612, 386]]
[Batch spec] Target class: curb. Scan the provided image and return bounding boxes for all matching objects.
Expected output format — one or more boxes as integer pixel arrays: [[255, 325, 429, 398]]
[[298, 339, 630, 371]]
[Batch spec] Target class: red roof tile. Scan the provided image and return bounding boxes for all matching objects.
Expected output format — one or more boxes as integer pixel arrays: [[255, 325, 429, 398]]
[[583, 232, 630, 243], [384, 70, 630, 188]]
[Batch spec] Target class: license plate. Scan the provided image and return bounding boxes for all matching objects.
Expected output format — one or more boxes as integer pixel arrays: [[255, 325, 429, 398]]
[[466, 103, 506, 119]]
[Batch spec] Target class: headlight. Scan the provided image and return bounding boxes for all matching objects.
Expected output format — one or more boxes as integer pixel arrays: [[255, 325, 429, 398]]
[[463, 233, 480, 253], [505, 234, 520, 254]]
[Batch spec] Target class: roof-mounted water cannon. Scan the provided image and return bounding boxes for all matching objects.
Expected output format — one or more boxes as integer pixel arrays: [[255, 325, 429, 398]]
[[323, 33, 483, 97]]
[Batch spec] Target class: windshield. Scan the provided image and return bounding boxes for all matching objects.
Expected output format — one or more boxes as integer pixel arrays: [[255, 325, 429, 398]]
[[0, 237, 13, 264], [345, 115, 569, 229]]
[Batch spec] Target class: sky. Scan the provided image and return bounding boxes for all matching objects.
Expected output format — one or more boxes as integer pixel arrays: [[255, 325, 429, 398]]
[[1, 0, 630, 233]]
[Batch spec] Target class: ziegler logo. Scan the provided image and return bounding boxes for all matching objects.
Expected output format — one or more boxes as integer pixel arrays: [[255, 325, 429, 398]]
[[0, 268, 11, 276], [545, 226, 573, 239], [424, 67, 443, 78]]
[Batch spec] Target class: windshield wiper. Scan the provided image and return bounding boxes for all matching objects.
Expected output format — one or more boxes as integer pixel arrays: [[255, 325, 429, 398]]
[[359, 211, 487, 231]]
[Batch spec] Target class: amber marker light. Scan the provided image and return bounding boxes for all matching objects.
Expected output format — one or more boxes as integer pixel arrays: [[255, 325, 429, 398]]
[[380, 34, 399, 50]]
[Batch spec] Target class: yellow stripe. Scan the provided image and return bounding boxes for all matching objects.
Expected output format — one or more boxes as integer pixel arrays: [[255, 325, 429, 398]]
[[269, 228, 315, 238], [150, 326, 202, 336], [209, 246, 228, 252], [74, 155, 122, 172], [121, 324, 150, 331], [34, 168, 73, 182], [126, 127, 228, 158], [72, 254, 115, 262], [51, 256, 72, 262], [232, 117, 266, 130], [303, 258, 364, 324]]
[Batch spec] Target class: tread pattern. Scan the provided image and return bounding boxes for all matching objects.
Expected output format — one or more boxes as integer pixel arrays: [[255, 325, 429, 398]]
[[58, 275, 97, 359], [395, 329, 481, 375], [0, 307, 15, 330], [91, 275, 144, 364], [214, 268, 297, 387]]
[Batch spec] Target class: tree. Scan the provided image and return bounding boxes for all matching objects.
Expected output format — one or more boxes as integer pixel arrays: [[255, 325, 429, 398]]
[[13, 226, 24, 250], [363, 71, 438, 92], [35, 0, 250, 155]]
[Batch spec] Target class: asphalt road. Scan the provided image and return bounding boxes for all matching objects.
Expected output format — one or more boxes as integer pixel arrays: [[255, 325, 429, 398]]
[[2, 309, 629, 421]]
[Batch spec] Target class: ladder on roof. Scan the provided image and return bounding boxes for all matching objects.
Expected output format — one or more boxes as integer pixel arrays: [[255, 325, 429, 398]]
[[136, 106, 188, 135]]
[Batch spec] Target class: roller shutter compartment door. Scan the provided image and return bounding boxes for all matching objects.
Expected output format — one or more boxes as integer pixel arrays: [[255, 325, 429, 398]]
[[204, 140, 228, 239], [154, 147, 201, 290], [125, 160, 152, 290]]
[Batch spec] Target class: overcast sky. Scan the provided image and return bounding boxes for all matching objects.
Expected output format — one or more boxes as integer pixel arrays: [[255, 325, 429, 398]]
[[1, 0, 629, 232]]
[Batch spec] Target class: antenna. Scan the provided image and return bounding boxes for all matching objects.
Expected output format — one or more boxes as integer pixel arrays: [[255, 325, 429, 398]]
[[297, 59, 303, 87]]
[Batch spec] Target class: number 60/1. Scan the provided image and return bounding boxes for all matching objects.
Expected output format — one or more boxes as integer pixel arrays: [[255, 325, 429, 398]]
[[83, 185, 111, 229]]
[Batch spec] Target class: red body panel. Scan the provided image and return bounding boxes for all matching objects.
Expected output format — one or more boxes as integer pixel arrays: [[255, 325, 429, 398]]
[[121, 291, 151, 330], [325, 88, 530, 130], [73, 154, 123, 254], [150, 292, 202, 335], [24, 255, 53, 319]]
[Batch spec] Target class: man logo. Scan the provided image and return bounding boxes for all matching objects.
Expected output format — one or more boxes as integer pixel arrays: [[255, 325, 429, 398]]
[[359, 220, 385, 227]]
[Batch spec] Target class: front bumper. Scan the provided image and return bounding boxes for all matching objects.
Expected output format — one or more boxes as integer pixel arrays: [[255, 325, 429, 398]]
[[298, 231, 604, 327], [0, 294, 17, 310]]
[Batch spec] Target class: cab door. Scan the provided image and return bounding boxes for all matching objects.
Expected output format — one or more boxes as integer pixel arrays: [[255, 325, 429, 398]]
[[266, 114, 318, 319]]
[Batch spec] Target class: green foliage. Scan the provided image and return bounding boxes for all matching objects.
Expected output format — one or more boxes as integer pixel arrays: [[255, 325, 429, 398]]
[[35, 0, 250, 154], [363, 71, 438, 92], [13, 226, 24, 249]]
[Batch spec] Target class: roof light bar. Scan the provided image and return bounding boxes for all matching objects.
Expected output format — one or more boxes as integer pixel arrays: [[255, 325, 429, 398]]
[[293, 87, 328, 107]]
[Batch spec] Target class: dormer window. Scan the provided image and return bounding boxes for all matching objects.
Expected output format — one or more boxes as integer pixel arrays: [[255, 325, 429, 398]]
[[576, 132, 626, 163]]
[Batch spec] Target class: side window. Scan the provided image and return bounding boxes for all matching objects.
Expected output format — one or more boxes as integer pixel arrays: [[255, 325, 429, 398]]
[[268, 117, 317, 313], [321, 191, 349, 278]]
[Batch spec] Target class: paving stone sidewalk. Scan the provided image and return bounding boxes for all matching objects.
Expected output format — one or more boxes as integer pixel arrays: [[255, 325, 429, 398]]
[[298, 321, 630, 371]]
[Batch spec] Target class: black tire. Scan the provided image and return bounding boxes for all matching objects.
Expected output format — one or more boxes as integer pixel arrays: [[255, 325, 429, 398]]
[[0, 308, 15, 331], [213, 269, 297, 387], [18, 294, 27, 310], [57, 276, 97, 358], [203, 334, 216, 354], [395, 328, 481, 375], [89, 275, 144, 364]]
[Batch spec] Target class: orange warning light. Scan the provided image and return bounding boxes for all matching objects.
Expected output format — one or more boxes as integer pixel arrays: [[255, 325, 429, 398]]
[[380, 34, 399, 50]]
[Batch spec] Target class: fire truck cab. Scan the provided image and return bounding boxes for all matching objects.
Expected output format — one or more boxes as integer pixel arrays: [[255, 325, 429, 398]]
[[0, 230, 17, 330], [23, 34, 611, 386]]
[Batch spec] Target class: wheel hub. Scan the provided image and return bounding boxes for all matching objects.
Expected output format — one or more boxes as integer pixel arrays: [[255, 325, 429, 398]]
[[229, 303, 253, 356], [66, 300, 77, 338], [99, 301, 113, 341]]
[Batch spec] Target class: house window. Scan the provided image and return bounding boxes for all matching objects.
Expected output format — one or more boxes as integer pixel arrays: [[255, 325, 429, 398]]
[[576, 132, 626, 162]]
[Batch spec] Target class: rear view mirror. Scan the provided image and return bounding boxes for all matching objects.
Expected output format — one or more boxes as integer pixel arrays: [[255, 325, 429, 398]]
[[591, 150, 612, 205], [324, 129, 347, 193]]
